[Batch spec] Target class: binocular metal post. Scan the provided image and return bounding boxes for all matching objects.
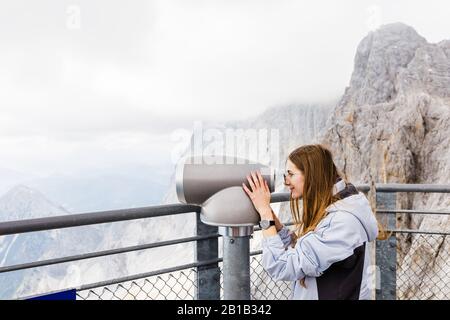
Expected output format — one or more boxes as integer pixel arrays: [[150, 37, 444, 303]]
[[176, 155, 275, 300], [219, 226, 253, 300]]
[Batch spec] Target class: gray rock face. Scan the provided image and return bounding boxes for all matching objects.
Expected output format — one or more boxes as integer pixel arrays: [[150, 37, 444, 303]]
[[348, 23, 427, 106], [321, 23, 450, 299]]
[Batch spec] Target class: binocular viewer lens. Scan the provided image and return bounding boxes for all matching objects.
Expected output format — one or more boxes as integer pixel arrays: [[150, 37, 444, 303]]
[[176, 155, 276, 227]]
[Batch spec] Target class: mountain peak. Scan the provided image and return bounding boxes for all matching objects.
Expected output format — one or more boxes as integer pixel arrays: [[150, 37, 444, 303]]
[[375, 22, 421, 37], [0, 185, 68, 221], [6, 184, 37, 196], [346, 22, 427, 106]]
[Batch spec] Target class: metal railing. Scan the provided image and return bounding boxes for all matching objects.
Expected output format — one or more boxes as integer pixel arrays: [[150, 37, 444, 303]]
[[0, 183, 449, 300]]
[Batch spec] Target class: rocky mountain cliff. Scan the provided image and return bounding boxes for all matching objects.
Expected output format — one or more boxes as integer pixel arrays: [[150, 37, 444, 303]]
[[320, 23, 449, 299]]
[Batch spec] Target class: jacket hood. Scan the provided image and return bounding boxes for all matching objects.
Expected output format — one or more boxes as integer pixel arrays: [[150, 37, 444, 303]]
[[326, 192, 379, 242]]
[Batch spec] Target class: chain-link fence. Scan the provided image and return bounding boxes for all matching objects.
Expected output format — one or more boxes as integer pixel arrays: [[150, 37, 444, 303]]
[[76, 255, 291, 300], [76, 268, 198, 300], [249, 255, 292, 300], [397, 233, 449, 300], [76, 231, 449, 300]]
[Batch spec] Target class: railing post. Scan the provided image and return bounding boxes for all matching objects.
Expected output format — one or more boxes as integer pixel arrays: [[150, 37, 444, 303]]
[[195, 212, 221, 300], [376, 192, 397, 300], [220, 227, 252, 300]]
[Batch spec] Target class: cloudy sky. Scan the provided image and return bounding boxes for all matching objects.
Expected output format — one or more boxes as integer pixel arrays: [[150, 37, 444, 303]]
[[0, 0, 449, 176]]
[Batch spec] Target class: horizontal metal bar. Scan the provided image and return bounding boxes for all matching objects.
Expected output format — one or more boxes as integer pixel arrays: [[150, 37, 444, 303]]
[[254, 225, 449, 236], [270, 193, 290, 203], [6, 223, 297, 274], [388, 229, 450, 236], [0, 233, 220, 274], [366, 184, 450, 193], [77, 258, 223, 292], [0, 203, 201, 236], [250, 250, 262, 256], [5, 223, 295, 274], [377, 209, 450, 215], [1, 184, 449, 236], [0, 200, 291, 236], [6, 223, 295, 274], [270, 183, 450, 202]]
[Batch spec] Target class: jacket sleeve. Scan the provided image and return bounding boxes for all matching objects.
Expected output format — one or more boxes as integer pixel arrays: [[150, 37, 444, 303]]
[[261, 213, 364, 281], [277, 225, 293, 249]]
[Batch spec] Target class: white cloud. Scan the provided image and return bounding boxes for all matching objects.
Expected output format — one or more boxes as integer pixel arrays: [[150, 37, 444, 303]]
[[0, 0, 449, 175], [0, 132, 176, 175]]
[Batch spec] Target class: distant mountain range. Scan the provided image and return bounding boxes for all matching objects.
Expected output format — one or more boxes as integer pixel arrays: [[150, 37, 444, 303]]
[[0, 163, 173, 213], [0, 163, 174, 299]]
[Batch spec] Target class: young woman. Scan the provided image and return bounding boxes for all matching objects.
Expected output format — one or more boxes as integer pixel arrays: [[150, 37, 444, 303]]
[[242, 144, 384, 300]]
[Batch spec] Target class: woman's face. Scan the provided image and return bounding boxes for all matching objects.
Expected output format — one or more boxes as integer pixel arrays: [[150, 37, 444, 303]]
[[284, 159, 305, 199]]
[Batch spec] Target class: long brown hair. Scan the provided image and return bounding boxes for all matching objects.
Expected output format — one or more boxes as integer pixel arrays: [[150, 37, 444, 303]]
[[288, 144, 386, 240], [289, 144, 341, 238]]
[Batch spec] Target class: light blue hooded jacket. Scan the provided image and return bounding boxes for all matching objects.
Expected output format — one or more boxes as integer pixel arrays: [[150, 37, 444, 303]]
[[262, 189, 379, 300]]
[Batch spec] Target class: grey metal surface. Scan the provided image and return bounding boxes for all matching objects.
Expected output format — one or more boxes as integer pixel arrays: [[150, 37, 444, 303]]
[[388, 229, 450, 235], [218, 226, 254, 237], [222, 235, 251, 300], [195, 212, 220, 300], [269, 192, 291, 203], [376, 192, 397, 300], [377, 209, 450, 215], [0, 233, 219, 274], [175, 157, 187, 204], [201, 187, 260, 227], [176, 155, 275, 205], [355, 183, 450, 193], [0, 203, 201, 236]]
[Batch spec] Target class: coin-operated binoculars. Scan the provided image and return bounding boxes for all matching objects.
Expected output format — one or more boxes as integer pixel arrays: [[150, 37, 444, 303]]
[[176, 155, 276, 300]]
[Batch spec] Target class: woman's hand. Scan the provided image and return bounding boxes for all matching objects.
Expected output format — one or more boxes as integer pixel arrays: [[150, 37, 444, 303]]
[[242, 170, 272, 220]]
